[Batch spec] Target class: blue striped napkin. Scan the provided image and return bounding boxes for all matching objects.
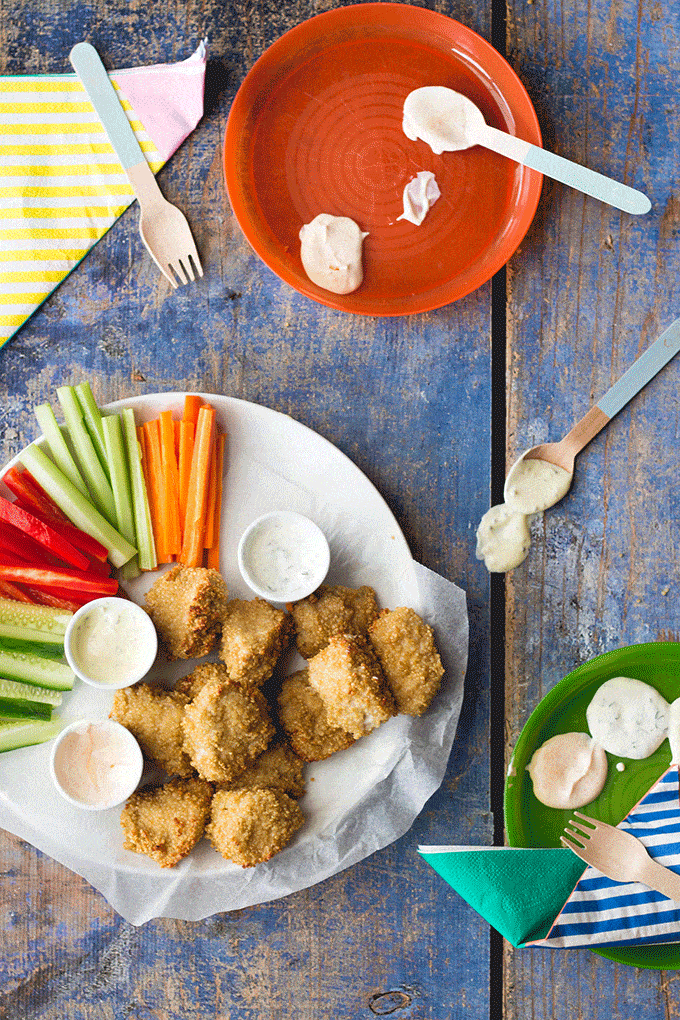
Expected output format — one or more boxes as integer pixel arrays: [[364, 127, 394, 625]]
[[535, 766, 680, 948]]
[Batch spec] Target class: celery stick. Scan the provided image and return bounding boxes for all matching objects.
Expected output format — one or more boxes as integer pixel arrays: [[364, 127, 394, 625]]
[[0, 597, 71, 644], [19, 444, 136, 568], [0, 648, 73, 690], [0, 718, 64, 752], [74, 382, 109, 476], [118, 555, 140, 582], [34, 403, 89, 496], [0, 697, 52, 721], [0, 677, 62, 706], [101, 413, 135, 545], [121, 408, 157, 570], [57, 385, 116, 522]]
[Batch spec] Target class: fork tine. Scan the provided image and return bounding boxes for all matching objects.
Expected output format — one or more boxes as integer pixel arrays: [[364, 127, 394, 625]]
[[561, 835, 583, 852], [190, 251, 204, 278], [157, 261, 178, 289], [563, 827, 589, 848], [169, 260, 189, 286], [573, 811, 598, 825], [566, 821, 594, 839], [180, 257, 195, 283]]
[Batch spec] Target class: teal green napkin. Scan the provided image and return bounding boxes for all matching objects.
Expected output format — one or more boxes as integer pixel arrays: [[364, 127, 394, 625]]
[[418, 846, 586, 947]]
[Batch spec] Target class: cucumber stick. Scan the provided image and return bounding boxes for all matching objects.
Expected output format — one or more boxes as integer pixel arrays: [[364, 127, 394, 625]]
[[19, 443, 136, 568], [0, 677, 62, 706], [0, 648, 73, 690], [34, 403, 89, 496], [0, 597, 71, 645], [0, 718, 64, 752], [57, 385, 116, 522], [102, 413, 136, 545], [0, 697, 52, 721]]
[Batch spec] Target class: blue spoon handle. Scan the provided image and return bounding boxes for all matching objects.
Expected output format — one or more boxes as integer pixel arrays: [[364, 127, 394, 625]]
[[597, 317, 680, 419]]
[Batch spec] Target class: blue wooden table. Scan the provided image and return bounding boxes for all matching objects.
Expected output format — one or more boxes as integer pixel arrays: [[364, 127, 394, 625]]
[[1, 0, 679, 1017]]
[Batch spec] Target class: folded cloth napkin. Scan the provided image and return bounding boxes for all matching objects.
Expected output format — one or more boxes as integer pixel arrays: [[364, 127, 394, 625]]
[[0, 41, 206, 349], [421, 765, 680, 949]]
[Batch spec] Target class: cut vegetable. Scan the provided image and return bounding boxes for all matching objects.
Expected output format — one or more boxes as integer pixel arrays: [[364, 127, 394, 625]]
[[121, 409, 156, 571], [205, 431, 225, 568], [101, 413, 136, 545], [74, 381, 109, 474], [159, 411, 181, 555], [57, 385, 117, 522], [143, 419, 172, 563], [0, 596, 71, 645], [0, 647, 73, 690], [18, 444, 136, 568], [0, 564, 118, 596], [180, 404, 215, 566], [0, 697, 52, 721], [0, 495, 90, 571], [0, 676, 62, 706], [178, 418, 195, 534], [0, 717, 65, 752], [34, 403, 89, 496]]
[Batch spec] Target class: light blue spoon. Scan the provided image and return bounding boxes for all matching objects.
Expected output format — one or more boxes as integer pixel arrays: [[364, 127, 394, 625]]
[[403, 86, 651, 215]]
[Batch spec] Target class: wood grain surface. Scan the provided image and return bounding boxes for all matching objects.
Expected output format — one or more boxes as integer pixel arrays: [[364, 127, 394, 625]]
[[1, 0, 678, 1016]]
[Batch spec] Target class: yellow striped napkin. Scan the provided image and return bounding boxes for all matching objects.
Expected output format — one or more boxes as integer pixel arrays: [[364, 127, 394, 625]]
[[0, 42, 206, 349]]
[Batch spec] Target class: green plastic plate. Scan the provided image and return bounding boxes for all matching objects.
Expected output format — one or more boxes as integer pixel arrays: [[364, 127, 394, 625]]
[[504, 643, 680, 969]]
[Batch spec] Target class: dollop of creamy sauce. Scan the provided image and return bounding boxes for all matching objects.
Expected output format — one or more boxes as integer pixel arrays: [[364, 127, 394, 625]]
[[397, 171, 441, 225], [69, 600, 154, 685], [402, 86, 474, 154], [586, 676, 669, 759], [527, 732, 608, 810], [52, 721, 142, 808], [299, 213, 368, 295], [475, 503, 531, 572], [669, 698, 680, 763], [504, 453, 573, 515], [242, 516, 329, 600], [475, 452, 574, 574]]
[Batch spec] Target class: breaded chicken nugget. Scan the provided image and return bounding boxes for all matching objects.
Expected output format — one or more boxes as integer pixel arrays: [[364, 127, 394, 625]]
[[277, 669, 355, 762], [307, 634, 395, 739], [219, 598, 291, 687], [182, 664, 275, 782], [120, 777, 213, 867], [368, 607, 445, 716], [219, 740, 306, 798], [145, 565, 229, 660], [206, 788, 304, 867], [174, 662, 218, 702], [110, 682, 193, 776], [288, 585, 379, 659]]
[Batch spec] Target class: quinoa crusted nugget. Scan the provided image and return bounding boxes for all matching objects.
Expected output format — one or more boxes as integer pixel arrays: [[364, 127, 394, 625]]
[[219, 740, 306, 799], [182, 664, 276, 783], [277, 669, 355, 762], [368, 607, 445, 716], [219, 597, 291, 687], [288, 584, 379, 659], [206, 788, 304, 867], [110, 682, 194, 777], [307, 634, 396, 739], [144, 564, 229, 660], [174, 662, 216, 702], [120, 777, 213, 868]]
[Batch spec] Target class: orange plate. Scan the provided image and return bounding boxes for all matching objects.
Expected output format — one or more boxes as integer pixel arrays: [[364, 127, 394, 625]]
[[224, 3, 543, 316]]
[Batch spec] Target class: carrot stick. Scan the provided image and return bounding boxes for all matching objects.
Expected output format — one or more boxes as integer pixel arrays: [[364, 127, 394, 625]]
[[174, 419, 181, 460], [183, 394, 202, 426], [205, 432, 225, 569], [203, 430, 218, 551], [178, 419, 195, 536], [180, 405, 215, 566], [159, 410, 181, 555], [142, 420, 172, 564]]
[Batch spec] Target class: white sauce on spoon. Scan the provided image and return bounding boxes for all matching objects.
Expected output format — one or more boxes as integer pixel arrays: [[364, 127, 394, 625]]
[[475, 451, 574, 574], [527, 732, 608, 810], [504, 453, 573, 514], [402, 86, 475, 154], [397, 171, 441, 225], [586, 676, 669, 759], [299, 213, 368, 294]]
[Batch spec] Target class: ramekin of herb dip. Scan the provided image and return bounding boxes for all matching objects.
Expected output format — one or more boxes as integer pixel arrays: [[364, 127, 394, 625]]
[[64, 596, 158, 689], [238, 511, 330, 603]]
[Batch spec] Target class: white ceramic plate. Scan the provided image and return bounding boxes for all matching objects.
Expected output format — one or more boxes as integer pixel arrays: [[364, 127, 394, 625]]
[[0, 393, 438, 917]]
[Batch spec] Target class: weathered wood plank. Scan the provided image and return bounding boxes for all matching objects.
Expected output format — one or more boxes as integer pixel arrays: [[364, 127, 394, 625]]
[[506, 0, 680, 1011]]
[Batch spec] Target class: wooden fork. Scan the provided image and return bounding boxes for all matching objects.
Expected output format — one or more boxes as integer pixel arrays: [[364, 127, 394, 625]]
[[562, 811, 680, 901], [70, 42, 203, 289]]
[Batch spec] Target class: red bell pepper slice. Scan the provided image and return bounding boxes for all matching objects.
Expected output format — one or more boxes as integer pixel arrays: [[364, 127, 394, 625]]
[[0, 579, 35, 604], [2, 469, 109, 562], [0, 564, 118, 596], [25, 588, 84, 612], [0, 495, 90, 571]]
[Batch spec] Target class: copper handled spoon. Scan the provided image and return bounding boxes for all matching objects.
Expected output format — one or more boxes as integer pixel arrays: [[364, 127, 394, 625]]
[[504, 317, 680, 511]]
